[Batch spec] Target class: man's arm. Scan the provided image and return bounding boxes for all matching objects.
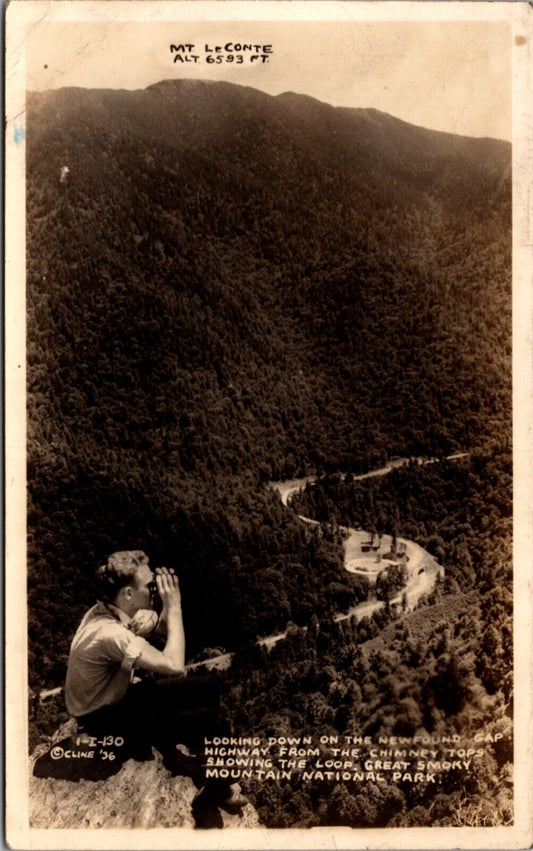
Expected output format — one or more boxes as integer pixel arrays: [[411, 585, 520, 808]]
[[136, 569, 186, 675], [153, 601, 169, 637]]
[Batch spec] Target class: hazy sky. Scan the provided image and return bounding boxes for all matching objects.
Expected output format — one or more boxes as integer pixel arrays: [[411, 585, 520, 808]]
[[23, 14, 511, 140]]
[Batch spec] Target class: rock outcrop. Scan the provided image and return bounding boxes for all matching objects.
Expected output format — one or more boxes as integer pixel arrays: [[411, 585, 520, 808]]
[[30, 721, 260, 830]]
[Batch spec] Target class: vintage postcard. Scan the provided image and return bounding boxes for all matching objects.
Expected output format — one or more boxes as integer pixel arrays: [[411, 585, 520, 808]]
[[5, 1, 532, 848]]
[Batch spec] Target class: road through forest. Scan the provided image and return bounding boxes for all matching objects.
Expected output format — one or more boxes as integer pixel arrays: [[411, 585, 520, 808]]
[[193, 455, 464, 668], [41, 455, 464, 692]]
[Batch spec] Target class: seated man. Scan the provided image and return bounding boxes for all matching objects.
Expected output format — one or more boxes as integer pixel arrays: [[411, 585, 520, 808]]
[[64, 550, 247, 827]]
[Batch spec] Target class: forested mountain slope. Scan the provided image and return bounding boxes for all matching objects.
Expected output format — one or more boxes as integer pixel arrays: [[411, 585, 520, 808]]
[[224, 447, 512, 828], [26, 80, 511, 694]]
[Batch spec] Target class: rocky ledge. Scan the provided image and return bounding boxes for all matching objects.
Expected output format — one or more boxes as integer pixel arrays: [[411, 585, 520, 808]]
[[30, 720, 260, 830]]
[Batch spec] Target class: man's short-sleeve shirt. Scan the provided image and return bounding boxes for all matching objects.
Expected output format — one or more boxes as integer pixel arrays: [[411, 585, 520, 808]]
[[65, 602, 156, 717]]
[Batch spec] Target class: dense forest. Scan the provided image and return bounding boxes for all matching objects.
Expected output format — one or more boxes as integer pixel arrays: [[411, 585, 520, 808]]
[[222, 449, 512, 827], [27, 80, 512, 824]]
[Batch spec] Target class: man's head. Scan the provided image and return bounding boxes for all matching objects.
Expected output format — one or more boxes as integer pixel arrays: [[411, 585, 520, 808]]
[[96, 550, 155, 616]]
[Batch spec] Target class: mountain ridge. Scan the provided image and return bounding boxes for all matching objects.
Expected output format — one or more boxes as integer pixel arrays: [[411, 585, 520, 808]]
[[29, 78, 511, 146]]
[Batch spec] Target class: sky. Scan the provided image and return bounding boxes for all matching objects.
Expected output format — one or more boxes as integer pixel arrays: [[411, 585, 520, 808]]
[[21, 12, 512, 141]]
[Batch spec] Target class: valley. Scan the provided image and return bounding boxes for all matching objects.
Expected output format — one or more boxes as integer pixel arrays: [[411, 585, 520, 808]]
[[26, 81, 512, 829]]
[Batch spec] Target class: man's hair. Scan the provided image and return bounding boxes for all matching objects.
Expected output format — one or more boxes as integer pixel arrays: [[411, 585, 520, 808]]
[[96, 550, 149, 601]]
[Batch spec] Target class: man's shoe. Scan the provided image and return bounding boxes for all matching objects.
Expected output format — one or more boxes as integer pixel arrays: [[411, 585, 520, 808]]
[[216, 790, 249, 815]]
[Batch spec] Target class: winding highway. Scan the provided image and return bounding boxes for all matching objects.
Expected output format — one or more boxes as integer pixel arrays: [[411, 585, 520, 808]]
[[192, 454, 465, 670]]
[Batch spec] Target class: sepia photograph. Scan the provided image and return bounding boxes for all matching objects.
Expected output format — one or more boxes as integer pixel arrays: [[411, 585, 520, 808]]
[[5, 1, 532, 848]]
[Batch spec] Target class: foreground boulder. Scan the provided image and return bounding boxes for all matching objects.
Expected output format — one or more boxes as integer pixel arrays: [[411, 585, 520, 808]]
[[30, 720, 259, 830]]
